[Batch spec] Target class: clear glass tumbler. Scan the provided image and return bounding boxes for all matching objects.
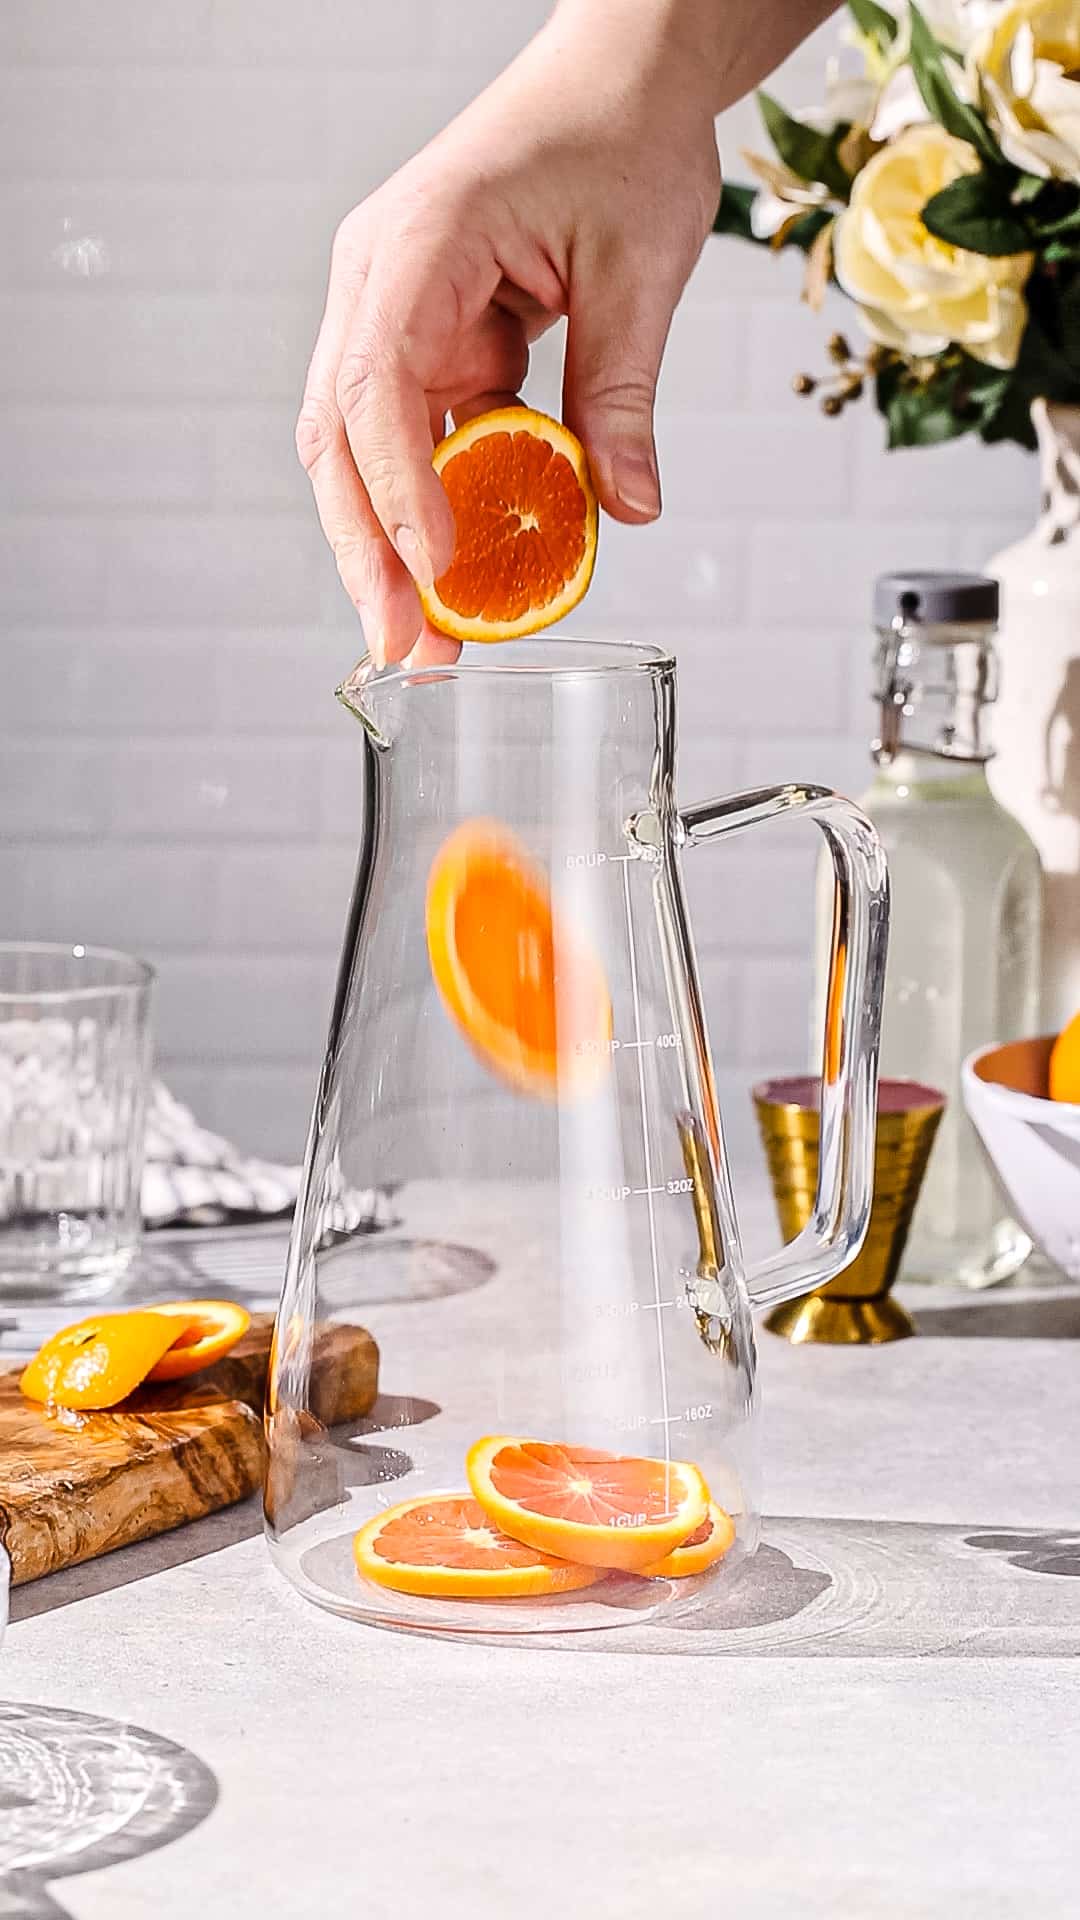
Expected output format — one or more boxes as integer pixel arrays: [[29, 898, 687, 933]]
[[0, 944, 154, 1299]]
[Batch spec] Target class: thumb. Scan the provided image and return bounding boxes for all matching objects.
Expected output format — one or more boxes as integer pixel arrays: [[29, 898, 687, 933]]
[[562, 263, 675, 524]]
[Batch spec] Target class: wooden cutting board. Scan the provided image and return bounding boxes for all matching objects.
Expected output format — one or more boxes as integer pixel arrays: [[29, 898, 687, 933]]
[[0, 1313, 378, 1586]]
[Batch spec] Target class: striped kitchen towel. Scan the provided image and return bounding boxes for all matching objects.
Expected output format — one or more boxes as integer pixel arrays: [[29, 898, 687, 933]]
[[142, 1081, 396, 1234]]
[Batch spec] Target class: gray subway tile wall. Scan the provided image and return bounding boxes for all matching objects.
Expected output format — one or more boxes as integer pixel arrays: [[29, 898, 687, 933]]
[[3, 2, 1034, 1171]]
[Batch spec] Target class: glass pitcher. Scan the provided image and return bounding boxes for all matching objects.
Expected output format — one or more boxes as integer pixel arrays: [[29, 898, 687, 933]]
[[266, 640, 888, 1638]]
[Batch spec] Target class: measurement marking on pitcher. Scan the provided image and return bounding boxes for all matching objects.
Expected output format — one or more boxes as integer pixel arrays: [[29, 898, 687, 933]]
[[620, 857, 671, 1459], [575, 1033, 680, 1058], [586, 1175, 689, 1202], [564, 848, 660, 869]]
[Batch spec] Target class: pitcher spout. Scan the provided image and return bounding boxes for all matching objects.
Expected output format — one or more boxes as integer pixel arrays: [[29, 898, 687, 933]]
[[336, 653, 390, 748]]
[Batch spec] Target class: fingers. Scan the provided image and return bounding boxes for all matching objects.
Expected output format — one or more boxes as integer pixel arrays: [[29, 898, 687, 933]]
[[562, 254, 678, 524], [295, 391, 423, 668], [405, 623, 462, 670], [336, 335, 457, 592], [449, 390, 522, 429]]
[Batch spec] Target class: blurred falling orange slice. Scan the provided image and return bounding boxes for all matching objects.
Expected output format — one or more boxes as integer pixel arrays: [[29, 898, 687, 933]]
[[640, 1501, 735, 1579], [467, 1437, 710, 1573], [425, 818, 612, 1100], [352, 1493, 606, 1599], [420, 406, 598, 642]]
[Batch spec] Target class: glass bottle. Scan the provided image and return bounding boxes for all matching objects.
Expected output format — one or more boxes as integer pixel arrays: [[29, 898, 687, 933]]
[[815, 573, 1042, 1285]]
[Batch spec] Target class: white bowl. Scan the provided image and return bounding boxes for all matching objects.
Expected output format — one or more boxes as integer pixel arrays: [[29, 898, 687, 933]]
[[963, 1036, 1080, 1281]]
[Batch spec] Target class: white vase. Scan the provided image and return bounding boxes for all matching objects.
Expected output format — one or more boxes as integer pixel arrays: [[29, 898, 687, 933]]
[[988, 399, 1080, 1034]]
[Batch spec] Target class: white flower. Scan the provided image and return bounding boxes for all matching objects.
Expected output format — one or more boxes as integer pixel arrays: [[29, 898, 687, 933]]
[[970, 0, 1080, 180], [804, 62, 881, 133], [833, 123, 1034, 366], [921, 0, 1004, 52], [870, 65, 931, 141]]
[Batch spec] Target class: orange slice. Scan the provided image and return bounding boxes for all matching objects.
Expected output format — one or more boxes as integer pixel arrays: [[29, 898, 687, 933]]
[[467, 1437, 711, 1573], [426, 818, 612, 1100], [352, 1493, 606, 1600], [1049, 1009, 1080, 1103], [145, 1299, 252, 1381], [640, 1501, 735, 1579], [20, 1310, 199, 1411], [420, 406, 598, 642]]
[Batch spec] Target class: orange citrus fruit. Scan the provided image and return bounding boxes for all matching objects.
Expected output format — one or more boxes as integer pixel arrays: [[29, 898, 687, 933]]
[[466, 1437, 711, 1573], [20, 1310, 199, 1411], [1049, 1008, 1080, 1103], [352, 1493, 606, 1600], [145, 1299, 252, 1380], [426, 818, 612, 1100], [420, 406, 598, 642], [640, 1501, 735, 1579]]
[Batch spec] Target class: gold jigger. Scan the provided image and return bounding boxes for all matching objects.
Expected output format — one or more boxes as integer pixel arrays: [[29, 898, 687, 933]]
[[753, 1077, 945, 1345]]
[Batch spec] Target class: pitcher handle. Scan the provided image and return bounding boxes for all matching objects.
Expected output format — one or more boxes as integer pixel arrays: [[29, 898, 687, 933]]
[[679, 783, 889, 1309]]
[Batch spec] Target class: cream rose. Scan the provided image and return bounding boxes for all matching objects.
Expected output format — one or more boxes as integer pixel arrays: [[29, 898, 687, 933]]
[[970, 0, 1080, 182], [833, 124, 1034, 367]]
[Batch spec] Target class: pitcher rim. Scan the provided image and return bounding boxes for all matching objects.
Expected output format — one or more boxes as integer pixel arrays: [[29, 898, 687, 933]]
[[338, 637, 674, 713]]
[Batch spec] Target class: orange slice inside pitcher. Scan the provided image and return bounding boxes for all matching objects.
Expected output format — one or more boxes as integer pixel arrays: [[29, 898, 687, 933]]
[[640, 1501, 735, 1579], [145, 1299, 252, 1380], [420, 406, 598, 642], [426, 818, 612, 1099], [352, 1493, 606, 1599], [466, 1437, 710, 1573], [20, 1310, 200, 1411]]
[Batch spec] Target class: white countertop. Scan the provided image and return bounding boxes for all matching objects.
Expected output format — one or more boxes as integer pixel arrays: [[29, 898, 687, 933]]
[[3, 1195, 1079, 1918]]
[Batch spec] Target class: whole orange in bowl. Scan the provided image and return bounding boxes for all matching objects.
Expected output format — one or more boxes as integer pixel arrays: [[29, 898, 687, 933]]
[[963, 1035, 1080, 1281]]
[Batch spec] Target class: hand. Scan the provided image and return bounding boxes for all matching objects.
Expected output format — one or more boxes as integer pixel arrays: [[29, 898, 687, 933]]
[[295, 0, 723, 668]]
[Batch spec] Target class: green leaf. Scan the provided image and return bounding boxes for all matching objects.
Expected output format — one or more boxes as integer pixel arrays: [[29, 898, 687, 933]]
[[711, 182, 758, 242], [921, 173, 1032, 256], [1015, 275, 1080, 395], [1013, 172, 1048, 205], [847, 0, 898, 46], [757, 90, 852, 199], [979, 380, 1038, 449], [879, 376, 971, 447], [1034, 202, 1080, 241], [907, 4, 1005, 168], [876, 351, 1023, 449]]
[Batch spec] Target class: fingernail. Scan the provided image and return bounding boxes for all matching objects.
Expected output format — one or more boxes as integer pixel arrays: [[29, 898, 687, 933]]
[[393, 525, 435, 590], [612, 453, 661, 518]]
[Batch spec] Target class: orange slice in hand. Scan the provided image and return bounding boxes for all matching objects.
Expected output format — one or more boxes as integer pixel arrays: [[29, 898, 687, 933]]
[[426, 818, 612, 1100], [145, 1299, 252, 1380], [352, 1493, 606, 1600], [467, 1437, 711, 1573], [1049, 1009, 1080, 1103], [420, 406, 598, 642], [20, 1310, 199, 1411], [640, 1501, 735, 1579]]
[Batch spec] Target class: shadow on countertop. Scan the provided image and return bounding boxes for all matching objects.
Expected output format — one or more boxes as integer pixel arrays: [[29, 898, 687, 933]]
[[913, 1292, 1080, 1340]]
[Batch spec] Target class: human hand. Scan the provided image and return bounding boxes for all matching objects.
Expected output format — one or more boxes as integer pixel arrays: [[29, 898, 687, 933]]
[[296, 0, 724, 667]]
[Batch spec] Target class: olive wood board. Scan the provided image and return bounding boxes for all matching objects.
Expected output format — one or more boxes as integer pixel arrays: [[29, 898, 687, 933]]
[[0, 1313, 378, 1586]]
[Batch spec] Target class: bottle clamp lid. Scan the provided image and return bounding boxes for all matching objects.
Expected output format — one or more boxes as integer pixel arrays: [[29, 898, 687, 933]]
[[871, 572, 998, 766], [873, 571, 999, 630]]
